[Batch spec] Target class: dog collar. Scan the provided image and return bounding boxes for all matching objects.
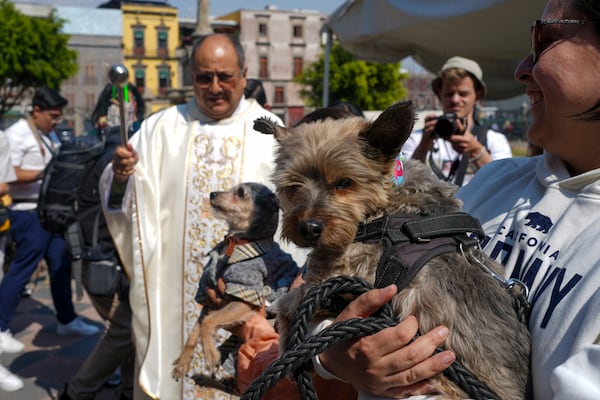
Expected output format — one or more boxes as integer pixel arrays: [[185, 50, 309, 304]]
[[224, 236, 250, 257], [225, 237, 274, 264]]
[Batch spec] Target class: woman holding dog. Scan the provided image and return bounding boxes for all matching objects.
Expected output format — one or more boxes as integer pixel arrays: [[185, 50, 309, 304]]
[[318, 0, 600, 399], [239, 0, 600, 399]]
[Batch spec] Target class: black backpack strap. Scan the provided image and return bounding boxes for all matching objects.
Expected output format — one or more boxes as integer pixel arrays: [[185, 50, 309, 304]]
[[428, 148, 449, 182], [451, 155, 469, 187], [451, 123, 488, 186], [472, 122, 488, 150]]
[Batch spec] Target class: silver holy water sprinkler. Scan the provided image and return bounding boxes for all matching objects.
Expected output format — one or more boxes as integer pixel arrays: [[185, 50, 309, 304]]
[[108, 64, 130, 144], [109, 63, 129, 86]]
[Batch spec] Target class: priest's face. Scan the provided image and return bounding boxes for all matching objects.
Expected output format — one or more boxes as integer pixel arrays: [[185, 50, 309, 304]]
[[191, 34, 247, 120]]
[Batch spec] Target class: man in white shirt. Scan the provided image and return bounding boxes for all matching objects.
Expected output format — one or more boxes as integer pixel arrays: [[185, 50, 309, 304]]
[[1, 88, 100, 357], [0, 129, 24, 393], [402, 56, 512, 186]]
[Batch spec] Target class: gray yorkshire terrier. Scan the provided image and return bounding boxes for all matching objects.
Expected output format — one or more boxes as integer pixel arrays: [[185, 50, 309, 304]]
[[253, 102, 530, 400]]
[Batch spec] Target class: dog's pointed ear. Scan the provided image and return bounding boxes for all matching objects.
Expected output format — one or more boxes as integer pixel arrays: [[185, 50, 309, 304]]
[[359, 101, 415, 161], [254, 117, 288, 141]]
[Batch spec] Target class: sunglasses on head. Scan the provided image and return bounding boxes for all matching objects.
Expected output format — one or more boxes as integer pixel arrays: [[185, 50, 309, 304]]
[[530, 19, 598, 64]]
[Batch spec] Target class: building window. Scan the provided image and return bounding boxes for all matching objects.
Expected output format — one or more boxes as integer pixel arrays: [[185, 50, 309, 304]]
[[258, 23, 268, 37], [86, 93, 96, 111], [65, 76, 77, 85], [84, 64, 96, 84], [158, 69, 170, 96], [259, 56, 269, 79], [293, 57, 303, 77], [135, 69, 145, 94], [274, 86, 284, 104], [293, 25, 303, 38], [134, 29, 145, 56], [65, 93, 75, 108], [157, 30, 168, 58]]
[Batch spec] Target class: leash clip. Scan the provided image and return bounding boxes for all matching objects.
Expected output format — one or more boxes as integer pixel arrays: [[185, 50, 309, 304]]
[[505, 278, 529, 300]]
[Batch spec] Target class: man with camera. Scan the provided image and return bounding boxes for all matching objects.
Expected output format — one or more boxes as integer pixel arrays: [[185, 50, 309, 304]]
[[402, 56, 512, 186]]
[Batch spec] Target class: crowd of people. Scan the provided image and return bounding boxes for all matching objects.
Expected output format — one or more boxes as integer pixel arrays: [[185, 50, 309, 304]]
[[1, 0, 600, 398]]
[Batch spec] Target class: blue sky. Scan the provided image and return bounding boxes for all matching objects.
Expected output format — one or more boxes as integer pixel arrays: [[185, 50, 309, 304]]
[[10, 1, 345, 19]]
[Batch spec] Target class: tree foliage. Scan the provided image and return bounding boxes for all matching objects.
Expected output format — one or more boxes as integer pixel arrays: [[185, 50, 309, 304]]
[[0, 0, 78, 119], [295, 42, 408, 111]]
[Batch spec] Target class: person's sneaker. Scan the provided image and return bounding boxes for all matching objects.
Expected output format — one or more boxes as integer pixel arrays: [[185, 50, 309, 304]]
[[21, 285, 33, 298], [0, 330, 25, 353], [56, 317, 101, 336], [0, 363, 24, 392]]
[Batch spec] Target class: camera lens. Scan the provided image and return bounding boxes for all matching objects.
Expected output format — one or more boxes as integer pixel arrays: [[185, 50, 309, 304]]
[[434, 118, 456, 139]]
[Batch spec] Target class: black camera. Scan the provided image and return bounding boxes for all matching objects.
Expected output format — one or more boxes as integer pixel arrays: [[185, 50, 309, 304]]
[[433, 112, 466, 139]]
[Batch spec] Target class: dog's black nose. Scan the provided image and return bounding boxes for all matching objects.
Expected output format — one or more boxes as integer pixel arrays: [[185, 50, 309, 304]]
[[299, 219, 323, 240], [209, 192, 217, 200]]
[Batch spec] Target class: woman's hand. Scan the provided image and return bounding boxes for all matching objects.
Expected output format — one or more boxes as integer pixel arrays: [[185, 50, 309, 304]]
[[319, 285, 455, 398]]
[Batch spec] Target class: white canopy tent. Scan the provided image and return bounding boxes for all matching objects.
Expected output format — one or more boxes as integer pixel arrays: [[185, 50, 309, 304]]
[[323, 0, 547, 101]]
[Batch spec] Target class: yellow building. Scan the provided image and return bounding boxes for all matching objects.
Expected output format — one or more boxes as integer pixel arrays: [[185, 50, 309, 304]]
[[121, 1, 180, 114]]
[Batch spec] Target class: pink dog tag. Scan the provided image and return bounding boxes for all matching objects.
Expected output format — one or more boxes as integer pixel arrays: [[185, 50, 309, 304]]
[[392, 154, 404, 185]]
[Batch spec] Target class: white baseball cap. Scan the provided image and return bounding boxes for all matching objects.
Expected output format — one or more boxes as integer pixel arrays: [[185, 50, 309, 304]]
[[433, 56, 487, 96]]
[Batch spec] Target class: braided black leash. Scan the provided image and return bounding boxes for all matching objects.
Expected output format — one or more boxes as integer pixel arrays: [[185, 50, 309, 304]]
[[240, 276, 500, 400]]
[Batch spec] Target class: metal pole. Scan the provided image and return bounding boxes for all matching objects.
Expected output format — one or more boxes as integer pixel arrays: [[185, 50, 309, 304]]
[[322, 28, 332, 108]]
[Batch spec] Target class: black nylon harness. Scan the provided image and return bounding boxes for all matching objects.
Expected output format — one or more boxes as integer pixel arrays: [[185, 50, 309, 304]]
[[354, 212, 485, 291]]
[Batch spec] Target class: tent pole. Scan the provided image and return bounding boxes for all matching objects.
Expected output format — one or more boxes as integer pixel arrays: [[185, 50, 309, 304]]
[[322, 27, 332, 107]]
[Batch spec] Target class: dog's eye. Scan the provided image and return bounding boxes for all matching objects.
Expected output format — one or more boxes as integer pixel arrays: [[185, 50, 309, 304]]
[[283, 185, 300, 197], [236, 187, 246, 198], [335, 178, 352, 190]]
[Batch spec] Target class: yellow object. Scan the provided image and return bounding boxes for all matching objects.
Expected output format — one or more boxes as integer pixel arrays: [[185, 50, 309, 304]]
[[1, 194, 11, 207], [0, 194, 11, 233]]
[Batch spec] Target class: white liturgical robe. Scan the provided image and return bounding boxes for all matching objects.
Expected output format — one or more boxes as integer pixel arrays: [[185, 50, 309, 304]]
[[101, 98, 299, 399]]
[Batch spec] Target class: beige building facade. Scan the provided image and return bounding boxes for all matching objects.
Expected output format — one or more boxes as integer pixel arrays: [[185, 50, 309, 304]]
[[224, 7, 326, 124]]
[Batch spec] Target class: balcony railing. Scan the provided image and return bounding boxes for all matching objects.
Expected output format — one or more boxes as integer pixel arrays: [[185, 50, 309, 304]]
[[126, 47, 170, 59]]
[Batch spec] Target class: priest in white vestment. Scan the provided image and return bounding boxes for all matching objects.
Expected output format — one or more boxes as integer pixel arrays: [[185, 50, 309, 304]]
[[100, 34, 304, 400]]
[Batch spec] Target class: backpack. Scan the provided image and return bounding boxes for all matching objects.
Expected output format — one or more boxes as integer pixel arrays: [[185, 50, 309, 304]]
[[37, 134, 106, 258], [75, 126, 129, 299]]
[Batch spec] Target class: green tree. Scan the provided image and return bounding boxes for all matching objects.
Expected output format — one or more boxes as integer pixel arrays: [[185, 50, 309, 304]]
[[295, 42, 408, 110], [0, 0, 78, 119]]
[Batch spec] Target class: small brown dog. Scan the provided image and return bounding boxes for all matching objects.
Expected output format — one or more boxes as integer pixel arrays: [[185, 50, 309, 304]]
[[172, 182, 299, 381], [253, 102, 530, 400]]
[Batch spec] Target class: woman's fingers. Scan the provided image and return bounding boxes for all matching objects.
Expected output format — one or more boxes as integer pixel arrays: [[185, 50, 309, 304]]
[[320, 285, 455, 397]]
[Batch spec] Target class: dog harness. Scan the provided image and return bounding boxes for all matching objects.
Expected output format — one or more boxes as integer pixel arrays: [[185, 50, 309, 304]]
[[354, 212, 485, 291], [354, 211, 530, 323]]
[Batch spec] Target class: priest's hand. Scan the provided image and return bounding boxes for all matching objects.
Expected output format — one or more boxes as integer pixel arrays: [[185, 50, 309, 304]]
[[112, 143, 138, 184]]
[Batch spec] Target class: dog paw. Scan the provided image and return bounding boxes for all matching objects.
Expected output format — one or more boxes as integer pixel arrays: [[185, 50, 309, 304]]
[[172, 356, 189, 382], [203, 345, 222, 375]]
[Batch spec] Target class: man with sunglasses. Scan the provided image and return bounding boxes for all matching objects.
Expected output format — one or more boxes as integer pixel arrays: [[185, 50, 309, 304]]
[[1, 88, 101, 358], [104, 34, 298, 400]]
